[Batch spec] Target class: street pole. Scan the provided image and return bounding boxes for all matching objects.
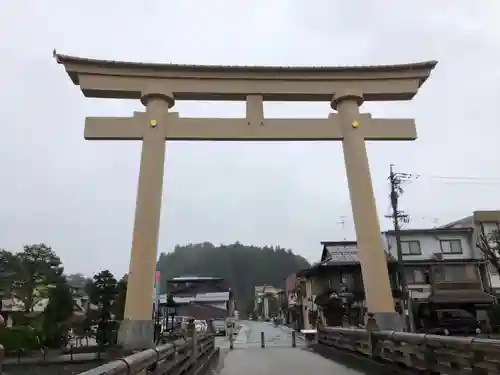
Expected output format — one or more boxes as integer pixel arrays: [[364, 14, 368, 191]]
[[228, 288, 234, 350], [388, 164, 411, 332]]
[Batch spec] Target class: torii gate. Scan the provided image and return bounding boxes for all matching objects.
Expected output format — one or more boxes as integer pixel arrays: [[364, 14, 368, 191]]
[[55, 52, 436, 349]]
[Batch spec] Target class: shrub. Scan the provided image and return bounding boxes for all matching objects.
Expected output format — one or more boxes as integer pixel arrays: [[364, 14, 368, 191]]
[[0, 326, 41, 353], [10, 312, 43, 328], [95, 320, 120, 346], [41, 322, 71, 348]]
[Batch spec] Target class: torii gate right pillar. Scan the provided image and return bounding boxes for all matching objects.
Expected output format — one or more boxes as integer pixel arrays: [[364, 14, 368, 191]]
[[333, 90, 402, 330]]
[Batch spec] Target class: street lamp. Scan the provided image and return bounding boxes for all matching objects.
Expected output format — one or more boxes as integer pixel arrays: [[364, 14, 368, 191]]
[[154, 301, 161, 343]]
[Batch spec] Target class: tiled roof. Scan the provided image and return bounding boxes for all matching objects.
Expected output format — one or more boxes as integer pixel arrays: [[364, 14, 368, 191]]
[[439, 216, 473, 229], [54, 52, 437, 75], [322, 243, 395, 266]]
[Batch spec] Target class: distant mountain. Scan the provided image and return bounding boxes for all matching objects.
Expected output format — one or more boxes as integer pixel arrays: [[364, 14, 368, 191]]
[[156, 242, 310, 315]]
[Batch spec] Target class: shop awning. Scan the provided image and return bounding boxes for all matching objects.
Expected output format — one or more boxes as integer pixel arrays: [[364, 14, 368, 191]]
[[429, 290, 496, 304]]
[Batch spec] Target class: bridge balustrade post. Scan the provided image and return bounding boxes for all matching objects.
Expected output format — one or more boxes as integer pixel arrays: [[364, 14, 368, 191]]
[[191, 323, 199, 364], [0, 344, 4, 375], [366, 312, 379, 357], [423, 341, 439, 375]]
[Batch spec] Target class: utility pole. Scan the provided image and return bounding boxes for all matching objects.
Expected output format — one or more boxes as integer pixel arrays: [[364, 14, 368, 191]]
[[228, 288, 234, 349], [386, 164, 415, 332]]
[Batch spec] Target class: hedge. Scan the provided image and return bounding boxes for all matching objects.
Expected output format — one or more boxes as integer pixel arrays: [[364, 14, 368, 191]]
[[0, 326, 41, 352]]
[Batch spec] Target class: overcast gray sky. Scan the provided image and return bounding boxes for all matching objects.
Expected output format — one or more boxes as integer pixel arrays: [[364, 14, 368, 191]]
[[1, 0, 500, 276]]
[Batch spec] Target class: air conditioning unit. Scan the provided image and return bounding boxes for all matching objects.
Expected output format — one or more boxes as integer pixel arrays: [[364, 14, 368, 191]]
[[433, 252, 443, 261]]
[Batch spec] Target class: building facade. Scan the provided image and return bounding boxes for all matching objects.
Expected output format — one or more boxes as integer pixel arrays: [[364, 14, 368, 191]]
[[296, 219, 499, 332], [253, 285, 282, 320], [384, 225, 495, 330], [439, 210, 500, 296], [157, 276, 231, 320], [283, 274, 301, 328], [297, 241, 401, 329]]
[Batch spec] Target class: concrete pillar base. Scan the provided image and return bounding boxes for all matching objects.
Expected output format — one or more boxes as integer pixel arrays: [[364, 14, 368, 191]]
[[117, 319, 154, 350], [373, 312, 404, 331]]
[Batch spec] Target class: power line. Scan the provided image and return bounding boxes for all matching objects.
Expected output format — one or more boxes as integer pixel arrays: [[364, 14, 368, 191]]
[[439, 181, 500, 186], [393, 173, 500, 186], [428, 175, 500, 181], [403, 173, 500, 184]]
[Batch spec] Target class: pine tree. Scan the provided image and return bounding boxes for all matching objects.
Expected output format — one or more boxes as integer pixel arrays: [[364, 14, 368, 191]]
[[113, 276, 127, 321], [89, 270, 118, 345], [43, 276, 74, 347]]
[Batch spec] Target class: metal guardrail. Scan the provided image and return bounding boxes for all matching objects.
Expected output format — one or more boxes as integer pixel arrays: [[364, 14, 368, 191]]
[[318, 326, 500, 374], [75, 332, 217, 375]]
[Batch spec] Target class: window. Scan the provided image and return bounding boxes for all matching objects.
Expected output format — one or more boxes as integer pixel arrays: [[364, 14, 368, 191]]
[[434, 264, 479, 282], [481, 221, 500, 237], [401, 240, 421, 255], [480, 222, 500, 250], [440, 239, 463, 254], [405, 267, 426, 284], [438, 309, 475, 320], [328, 275, 340, 289], [340, 273, 353, 286]]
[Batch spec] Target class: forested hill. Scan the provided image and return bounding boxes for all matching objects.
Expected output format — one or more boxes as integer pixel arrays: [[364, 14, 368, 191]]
[[156, 242, 310, 315]]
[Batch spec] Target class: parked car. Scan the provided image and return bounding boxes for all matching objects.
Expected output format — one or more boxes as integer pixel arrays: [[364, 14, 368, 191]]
[[426, 309, 481, 336], [213, 320, 226, 336]]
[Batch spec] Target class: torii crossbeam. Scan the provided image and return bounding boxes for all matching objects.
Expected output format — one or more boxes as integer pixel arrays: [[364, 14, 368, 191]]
[[84, 109, 416, 141], [55, 52, 436, 348]]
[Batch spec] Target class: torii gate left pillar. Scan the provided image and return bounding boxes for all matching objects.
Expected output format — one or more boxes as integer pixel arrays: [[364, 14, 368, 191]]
[[118, 89, 174, 349]]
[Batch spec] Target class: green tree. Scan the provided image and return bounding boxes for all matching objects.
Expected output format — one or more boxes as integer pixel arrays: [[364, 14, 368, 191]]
[[11, 244, 63, 312], [157, 242, 310, 314], [0, 250, 16, 308], [89, 270, 118, 345], [42, 276, 74, 347], [113, 275, 127, 321]]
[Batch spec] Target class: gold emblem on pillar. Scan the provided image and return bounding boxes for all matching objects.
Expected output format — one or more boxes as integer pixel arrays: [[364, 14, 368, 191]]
[[150, 119, 157, 128], [351, 120, 360, 128]]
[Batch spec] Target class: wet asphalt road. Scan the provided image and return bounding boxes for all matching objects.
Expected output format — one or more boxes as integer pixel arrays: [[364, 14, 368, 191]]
[[214, 321, 364, 375]]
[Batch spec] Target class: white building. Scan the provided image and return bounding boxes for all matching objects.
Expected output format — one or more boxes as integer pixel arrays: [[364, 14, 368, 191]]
[[437, 211, 500, 294], [383, 210, 500, 308], [155, 292, 229, 310], [383, 226, 489, 302], [155, 276, 231, 318]]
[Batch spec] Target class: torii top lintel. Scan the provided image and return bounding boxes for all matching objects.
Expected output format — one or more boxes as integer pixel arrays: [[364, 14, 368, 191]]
[[54, 52, 437, 102]]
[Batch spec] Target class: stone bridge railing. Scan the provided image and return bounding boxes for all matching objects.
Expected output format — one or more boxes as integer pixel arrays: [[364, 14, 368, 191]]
[[317, 326, 500, 374], [74, 332, 218, 375]]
